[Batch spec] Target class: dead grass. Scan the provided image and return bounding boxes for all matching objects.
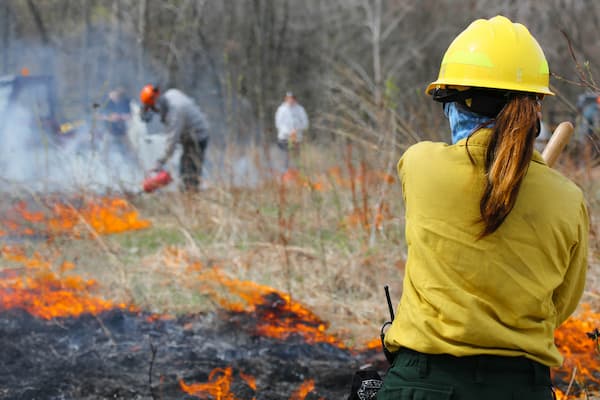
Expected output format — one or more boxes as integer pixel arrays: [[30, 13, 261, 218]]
[[7, 144, 600, 351], [4, 143, 403, 347]]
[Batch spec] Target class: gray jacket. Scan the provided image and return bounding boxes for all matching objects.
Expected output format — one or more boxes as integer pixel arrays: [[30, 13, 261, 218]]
[[158, 89, 209, 165]]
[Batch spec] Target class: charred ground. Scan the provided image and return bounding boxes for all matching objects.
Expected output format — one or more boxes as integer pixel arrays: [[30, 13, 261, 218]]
[[0, 306, 384, 400]]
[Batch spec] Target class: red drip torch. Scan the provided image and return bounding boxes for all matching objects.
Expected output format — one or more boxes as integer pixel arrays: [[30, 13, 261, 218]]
[[143, 170, 173, 193]]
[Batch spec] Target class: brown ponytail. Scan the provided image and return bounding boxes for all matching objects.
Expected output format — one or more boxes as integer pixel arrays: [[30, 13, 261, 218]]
[[478, 96, 539, 238]]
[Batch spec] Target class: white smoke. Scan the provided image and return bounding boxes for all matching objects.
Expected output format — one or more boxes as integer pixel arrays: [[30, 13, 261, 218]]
[[0, 101, 172, 194], [0, 30, 274, 194]]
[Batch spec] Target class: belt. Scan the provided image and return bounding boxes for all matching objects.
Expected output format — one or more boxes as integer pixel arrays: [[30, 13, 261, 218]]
[[395, 348, 552, 386]]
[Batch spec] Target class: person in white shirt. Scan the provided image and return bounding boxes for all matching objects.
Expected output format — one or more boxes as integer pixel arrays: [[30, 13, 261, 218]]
[[274, 92, 309, 170]]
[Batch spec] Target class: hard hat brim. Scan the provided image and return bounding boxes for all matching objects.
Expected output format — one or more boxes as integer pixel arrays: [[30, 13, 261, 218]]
[[425, 81, 554, 97]]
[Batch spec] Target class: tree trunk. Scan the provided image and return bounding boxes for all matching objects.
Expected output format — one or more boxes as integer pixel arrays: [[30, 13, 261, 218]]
[[107, 0, 121, 87], [164, 0, 191, 89], [25, 0, 49, 44], [137, 0, 147, 83], [251, 0, 266, 139], [25, 0, 55, 76], [369, 0, 382, 107], [81, 0, 92, 110], [2, 2, 11, 74]]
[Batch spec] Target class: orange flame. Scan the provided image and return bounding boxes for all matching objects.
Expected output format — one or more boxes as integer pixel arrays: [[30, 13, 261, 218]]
[[180, 367, 238, 400], [239, 372, 257, 391], [158, 248, 346, 347], [279, 166, 394, 193], [553, 304, 600, 398], [0, 197, 150, 238], [180, 368, 317, 400], [0, 245, 132, 319], [342, 203, 391, 229], [289, 379, 315, 400], [327, 166, 394, 189], [156, 248, 347, 348], [281, 169, 325, 191], [364, 305, 600, 398], [364, 337, 382, 351], [0, 246, 132, 319], [0, 197, 146, 319], [194, 266, 345, 348]]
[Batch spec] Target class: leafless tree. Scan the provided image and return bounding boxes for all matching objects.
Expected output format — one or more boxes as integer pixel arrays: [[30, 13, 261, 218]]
[[0, 0, 596, 144]]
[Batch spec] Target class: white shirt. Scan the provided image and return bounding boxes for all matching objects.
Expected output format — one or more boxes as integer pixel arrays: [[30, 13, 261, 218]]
[[275, 102, 309, 142]]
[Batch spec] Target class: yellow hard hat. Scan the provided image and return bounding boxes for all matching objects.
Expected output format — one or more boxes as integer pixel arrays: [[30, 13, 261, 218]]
[[426, 15, 553, 96]]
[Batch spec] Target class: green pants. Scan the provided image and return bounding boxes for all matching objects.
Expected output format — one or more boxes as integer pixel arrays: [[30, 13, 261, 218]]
[[180, 137, 208, 191], [377, 348, 554, 400]]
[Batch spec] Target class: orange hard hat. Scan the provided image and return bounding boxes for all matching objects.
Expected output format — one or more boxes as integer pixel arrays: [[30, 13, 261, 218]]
[[140, 84, 160, 106]]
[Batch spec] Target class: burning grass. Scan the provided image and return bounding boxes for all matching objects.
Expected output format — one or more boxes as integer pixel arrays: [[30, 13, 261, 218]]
[[0, 196, 359, 398], [179, 368, 318, 400], [0, 196, 148, 319], [180, 367, 238, 400], [193, 266, 346, 348], [553, 304, 600, 399], [0, 195, 150, 238], [0, 245, 132, 319], [1, 144, 600, 398]]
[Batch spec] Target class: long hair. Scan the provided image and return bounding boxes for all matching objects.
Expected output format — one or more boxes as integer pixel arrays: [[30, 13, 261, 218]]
[[478, 95, 539, 238]]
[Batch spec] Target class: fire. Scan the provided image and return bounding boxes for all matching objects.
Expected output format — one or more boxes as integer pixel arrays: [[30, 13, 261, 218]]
[[239, 372, 257, 391], [162, 250, 340, 399], [0, 196, 146, 319], [154, 247, 346, 346], [0, 196, 150, 238], [342, 202, 392, 229], [180, 367, 239, 400], [364, 337, 382, 351], [180, 368, 317, 400], [279, 166, 394, 193], [327, 166, 394, 188], [193, 266, 346, 348], [553, 304, 600, 398], [289, 379, 315, 400], [0, 245, 131, 319], [281, 168, 325, 191], [358, 305, 600, 398]]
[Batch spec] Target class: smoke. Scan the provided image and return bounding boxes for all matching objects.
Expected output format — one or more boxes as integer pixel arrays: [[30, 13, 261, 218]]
[[0, 23, 275, 195], [0, 28, 171, 194], [0, 96, 273, 195], [0, 102, 148, 194]]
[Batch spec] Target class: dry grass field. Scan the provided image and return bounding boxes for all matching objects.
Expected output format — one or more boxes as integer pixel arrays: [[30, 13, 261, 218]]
[[2, 142, 600, 398], [3, 143, 599, 353]]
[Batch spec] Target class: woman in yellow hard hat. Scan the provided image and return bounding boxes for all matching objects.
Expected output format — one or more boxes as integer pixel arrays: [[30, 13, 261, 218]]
[[377, 16, 588, 399]]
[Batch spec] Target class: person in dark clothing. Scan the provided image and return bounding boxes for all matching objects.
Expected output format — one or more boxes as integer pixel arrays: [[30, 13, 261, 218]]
[[139, 84, 209, 191], [100, 87, 135, 161]]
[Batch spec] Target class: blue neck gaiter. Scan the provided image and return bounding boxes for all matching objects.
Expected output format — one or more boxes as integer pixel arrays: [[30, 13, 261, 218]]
[[444, 102, 493, 144]]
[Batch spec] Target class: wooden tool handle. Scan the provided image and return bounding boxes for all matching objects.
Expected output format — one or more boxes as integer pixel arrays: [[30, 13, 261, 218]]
[[541, 121, 574, 168]]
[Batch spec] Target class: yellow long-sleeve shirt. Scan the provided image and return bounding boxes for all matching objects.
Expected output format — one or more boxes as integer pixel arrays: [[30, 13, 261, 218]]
[[384, 129, 589, 367]]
